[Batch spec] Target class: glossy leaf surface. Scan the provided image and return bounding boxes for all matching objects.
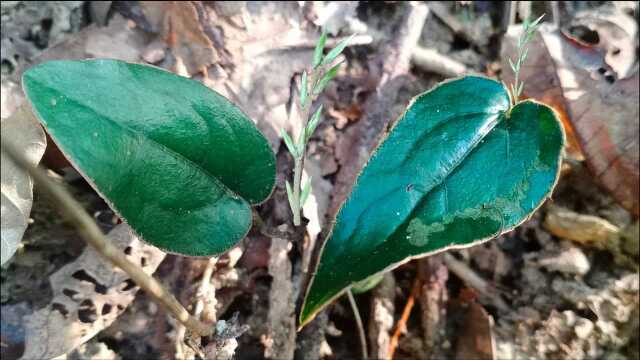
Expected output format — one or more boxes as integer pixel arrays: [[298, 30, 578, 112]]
[[23, 59, 275, 256], [300, 76, 563, 326]]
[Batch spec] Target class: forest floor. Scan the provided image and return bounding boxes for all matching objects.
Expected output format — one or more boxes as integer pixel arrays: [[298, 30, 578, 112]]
[[1, 2, 638, 360]]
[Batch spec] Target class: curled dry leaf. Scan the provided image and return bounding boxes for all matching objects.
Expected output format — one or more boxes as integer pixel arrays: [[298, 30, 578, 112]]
[[1, 105, 46, 265], [501, 23, 639, 216], [20, 224, 165, 360]]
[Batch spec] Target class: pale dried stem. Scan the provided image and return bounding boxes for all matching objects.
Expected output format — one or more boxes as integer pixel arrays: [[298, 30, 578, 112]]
[[368, 273, 395, 359], [194, 257, 218, 319], [1, 137, 214, 337], [412, 46, 468, 77], [347, 289, 369, 359], [443, 253, 509, 312]]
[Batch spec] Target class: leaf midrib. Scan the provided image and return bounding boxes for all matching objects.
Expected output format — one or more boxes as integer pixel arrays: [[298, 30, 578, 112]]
[[337, 109, 506, 260]]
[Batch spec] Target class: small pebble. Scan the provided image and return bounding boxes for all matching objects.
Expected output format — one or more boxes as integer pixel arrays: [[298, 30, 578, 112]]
[[537, 246, 591, 275], [574, 318, 594, 339]]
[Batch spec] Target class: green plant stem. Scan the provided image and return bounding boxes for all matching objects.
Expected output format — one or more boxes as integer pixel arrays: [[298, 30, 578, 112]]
[[292, 152, 305, 226], [347, 289, 369, 359], [1, 136, 214, 337], [292, 69, 317, 226], [512, 67, 520, 107]]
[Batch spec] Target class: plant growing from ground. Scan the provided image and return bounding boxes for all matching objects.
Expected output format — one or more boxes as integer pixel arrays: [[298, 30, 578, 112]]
[[282, 29, 354, 226], [281, 29, 372, 358]]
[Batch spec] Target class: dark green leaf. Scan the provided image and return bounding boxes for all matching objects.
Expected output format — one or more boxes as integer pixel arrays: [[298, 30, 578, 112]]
[[321, 34, 355, 66], [300, 76, 564, 326], [313, 29, 327, 69], [22, 59, 276, 256]]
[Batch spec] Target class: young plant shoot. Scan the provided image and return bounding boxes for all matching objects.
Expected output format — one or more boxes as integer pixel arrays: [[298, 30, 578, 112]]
[[507, 14, 544, 108], [282, 30, 354, 226]]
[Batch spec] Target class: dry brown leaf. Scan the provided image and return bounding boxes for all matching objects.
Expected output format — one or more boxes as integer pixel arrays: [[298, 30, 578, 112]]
[[570, 7, 638, 78], [20, 224, 165, 360], [15, 14, 148, 80], [501, 23, 639, 216], [1, 105, 46, 265], [454, 301, 496, 360], [327, 104, 362, 130], [146, 1, 217, 77], [11, 14, 149, 172], [215, 2, 313, 151]]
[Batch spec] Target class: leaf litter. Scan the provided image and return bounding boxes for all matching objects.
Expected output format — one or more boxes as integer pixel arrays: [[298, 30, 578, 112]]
[[1, 2, 638, 360]]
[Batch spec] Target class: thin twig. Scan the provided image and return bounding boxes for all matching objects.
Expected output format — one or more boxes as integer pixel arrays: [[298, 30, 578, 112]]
[[388, 277, 420, 359], [442, 253, 509, 312], [550, 1, 561, 28], [194, 257, 218, 319], [347, 289, 368, 359], [417, 256, 448, 358], [368, 272, 395, 359], [501, 1, 517, 33], [411, 46, 468, 77], [1, 135, 214, 337]]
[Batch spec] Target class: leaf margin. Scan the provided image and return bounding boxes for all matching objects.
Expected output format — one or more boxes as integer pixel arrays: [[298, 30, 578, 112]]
[[298, 75, 566, 328]]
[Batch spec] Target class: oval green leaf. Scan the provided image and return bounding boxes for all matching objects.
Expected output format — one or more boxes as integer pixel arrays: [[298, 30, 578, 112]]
[[22, 59, 275, 256], [300, 76, 564, 326]]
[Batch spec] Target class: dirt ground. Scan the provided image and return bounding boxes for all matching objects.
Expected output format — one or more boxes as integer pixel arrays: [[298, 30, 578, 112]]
[[1, 2, 638, 360]]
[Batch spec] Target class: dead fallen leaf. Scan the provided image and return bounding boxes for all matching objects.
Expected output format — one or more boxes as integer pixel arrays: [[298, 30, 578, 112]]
[[327, 104, 362, 130], [20, 224, 165, 360], [12, 14, 150, 172], [14, 13, 149, 80], [543, 204, 637, 269], [501, 23, 639, 216], [150, 1, 218, 77], [454, 301, 496, 360], [1, 105, 46, 265], [568, 6, 638, 78]]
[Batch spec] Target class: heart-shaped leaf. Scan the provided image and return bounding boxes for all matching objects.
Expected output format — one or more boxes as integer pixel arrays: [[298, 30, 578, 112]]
[[22, 59, 275, 256], [300, 76, 564, 326]]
